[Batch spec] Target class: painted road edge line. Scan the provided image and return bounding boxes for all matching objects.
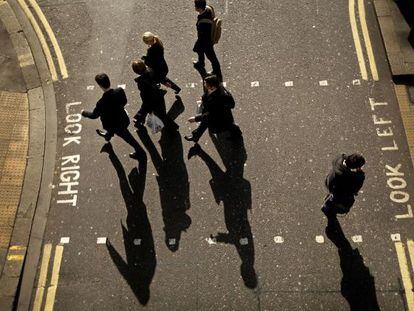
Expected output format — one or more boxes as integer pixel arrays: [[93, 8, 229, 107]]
[[33, 243, 52, 311], [395, 242, 414, 311], [349, 0, 368, 80], [407, 240, 414, 278], [27, 0, 68, 79], [16, 0, 58, 81], [44, 245, 64, 311], [358, 0, 379, 81]]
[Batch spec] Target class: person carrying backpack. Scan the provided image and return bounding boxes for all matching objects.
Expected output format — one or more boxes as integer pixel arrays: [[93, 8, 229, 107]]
[[321, 153, 366, 217], [193, 0, 223, 82]]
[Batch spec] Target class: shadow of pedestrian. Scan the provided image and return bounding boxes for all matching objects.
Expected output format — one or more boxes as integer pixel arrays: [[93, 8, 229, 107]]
[[325, 217, 380, 311], [137, 126, 191, 252], [102, 143, 156, 306], [191, 134, 257, 289]]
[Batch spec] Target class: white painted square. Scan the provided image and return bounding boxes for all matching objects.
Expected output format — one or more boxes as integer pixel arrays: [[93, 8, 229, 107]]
[[284, 81, 294, 87], [222, 82, 227, 87], [391, 233, 401, 242], [168, 238, 176, 245], [206, 237, 217, 245], [352, 235, 363, 243], [251, 81, 260, 87], [86, 85, 95, 90], [187, 82, 196, 88], [352, 79, 361, 85], [239, 238, 248, 245], [319, 80, 328, 86], [274, 236, 284, 244], [315, 235, 324, 243], [133, 238, 142, 245], [117, 84, 126, 89], [60, 237, 70, 244], [97, 237, 107, 244]]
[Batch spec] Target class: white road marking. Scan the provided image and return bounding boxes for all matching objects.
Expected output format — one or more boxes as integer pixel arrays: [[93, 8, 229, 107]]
[[251, 81, 259, 87], [391, 234, 401, 242], [319, 80, 328, 86], [352, 235, 363, 243], [86, 85, 94, 90], [222, 82, 227, 87], [96, 237, 107, 244], [274, 236, 284, 244], [395, 204, 413, 219], [60, 237, 70, 244], [186, 83, 197, 88], [206, 237, 217, 245], [315, 235, 325, 243], [239, 238, 248, 245], [352, 79, 361, 85], [117, 84, 126, 89], [284, 81, 293, 87]]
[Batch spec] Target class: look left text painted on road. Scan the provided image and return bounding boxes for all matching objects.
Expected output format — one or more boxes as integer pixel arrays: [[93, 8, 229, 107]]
[[56, 102, 82, 207]]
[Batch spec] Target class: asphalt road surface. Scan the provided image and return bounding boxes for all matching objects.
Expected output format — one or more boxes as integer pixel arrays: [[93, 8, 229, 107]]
[[28, 0, 414, 310]]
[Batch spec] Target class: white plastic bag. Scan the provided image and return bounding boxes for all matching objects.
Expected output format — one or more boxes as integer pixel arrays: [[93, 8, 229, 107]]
[[145, 113, 164, 134]]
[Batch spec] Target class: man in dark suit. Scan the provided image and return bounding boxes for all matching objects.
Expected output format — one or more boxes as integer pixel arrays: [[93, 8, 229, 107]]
[[81, 73, 145, 160], [131, 60, 179, 132], [193, 0, 223, 82], [185, 75, 241, 143]]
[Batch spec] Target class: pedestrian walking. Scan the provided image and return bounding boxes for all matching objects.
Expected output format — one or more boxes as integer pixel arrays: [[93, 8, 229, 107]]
[[192, 0, 223, 82], [321, 153, 366, 217], [141, 32, 181, 94], [131, 60, 179, 132], [81, 73, 145, 160], [185, 75, 241, 144]]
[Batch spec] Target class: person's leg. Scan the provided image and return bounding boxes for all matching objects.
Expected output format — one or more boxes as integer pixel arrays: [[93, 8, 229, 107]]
[[115, 128, 146, 159], [194, 51, 207, 79], [185, 121, 208, 142], [162, 77, 181, 94], [205, 46, 222, 82]]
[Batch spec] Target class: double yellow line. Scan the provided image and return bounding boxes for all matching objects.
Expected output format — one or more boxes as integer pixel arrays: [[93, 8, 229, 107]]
[[395, 240, 414, 311], [33, 244, 64, 311], [349, 0, 378, 81], [17, 0, 68, 81]]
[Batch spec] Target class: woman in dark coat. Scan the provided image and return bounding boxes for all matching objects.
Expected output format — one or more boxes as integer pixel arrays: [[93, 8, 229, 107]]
[[142, 32, 181, 94]]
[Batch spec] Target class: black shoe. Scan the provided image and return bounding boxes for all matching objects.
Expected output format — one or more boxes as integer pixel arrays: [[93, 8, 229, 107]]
[[187, 143, 201, 159], [174, 87, 181, 94], [321, 206, 335, 218], [184, 134, 198, 142], [96, 129, 112, 142], [193, 61, 204, 69], [129, 152, 141, 160]]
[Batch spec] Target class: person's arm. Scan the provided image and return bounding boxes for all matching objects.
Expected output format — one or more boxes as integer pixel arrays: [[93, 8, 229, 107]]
[[81, 101, 101, 119]]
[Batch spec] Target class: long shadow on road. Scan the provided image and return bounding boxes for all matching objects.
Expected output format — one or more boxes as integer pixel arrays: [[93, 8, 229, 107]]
[[193, 134, 257, 289], [103, 144, 156, 306], [325, 216, 380, 311], [137, 103, 191, 252]]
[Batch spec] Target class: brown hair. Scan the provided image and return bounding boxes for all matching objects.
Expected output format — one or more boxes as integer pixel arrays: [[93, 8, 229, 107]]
[[95, 73, 110, 88], [131, 60, 147, 74]]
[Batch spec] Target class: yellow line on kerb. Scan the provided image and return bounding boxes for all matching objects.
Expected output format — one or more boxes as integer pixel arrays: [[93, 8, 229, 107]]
[[16, 0, 58, 81], [44, 245, 64, 311], [33, 244, 52, 311], [358, 0, 379, 81], [349, 0, 368, 80], [395, 242, 414, 311], [407, 240, 414, 278], [27, 0, 68, 79]]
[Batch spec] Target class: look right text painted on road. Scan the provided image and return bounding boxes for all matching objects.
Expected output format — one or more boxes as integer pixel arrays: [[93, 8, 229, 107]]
[[369, 97, 413, 219]]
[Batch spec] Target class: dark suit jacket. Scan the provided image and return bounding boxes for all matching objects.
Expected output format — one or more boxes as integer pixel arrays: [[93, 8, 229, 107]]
[[143, 41, 168, 80], [195, 86, 235, 133], [82, 88, 129, 131], [193, 6, 214, 52]]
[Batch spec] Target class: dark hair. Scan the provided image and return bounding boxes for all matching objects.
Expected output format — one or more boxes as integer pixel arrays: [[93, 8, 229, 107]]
[[346, 153, 365, 169], [204, 75, 220, 88], [131, 60, 147, 75], [194, 0, 206, 10], [95, 73, 110, 89]]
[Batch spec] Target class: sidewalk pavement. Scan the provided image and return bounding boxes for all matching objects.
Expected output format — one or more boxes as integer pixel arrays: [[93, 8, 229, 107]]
[[374, 0, 414, 79]]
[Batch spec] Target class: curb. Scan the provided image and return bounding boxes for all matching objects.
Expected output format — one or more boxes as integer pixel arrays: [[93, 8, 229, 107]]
[[373, 0, 414, 79], [0, 0, 57, 310]]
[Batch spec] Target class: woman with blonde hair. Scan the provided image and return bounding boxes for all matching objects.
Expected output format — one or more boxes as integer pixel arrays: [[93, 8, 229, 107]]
[[142, 32, 181, 94]]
